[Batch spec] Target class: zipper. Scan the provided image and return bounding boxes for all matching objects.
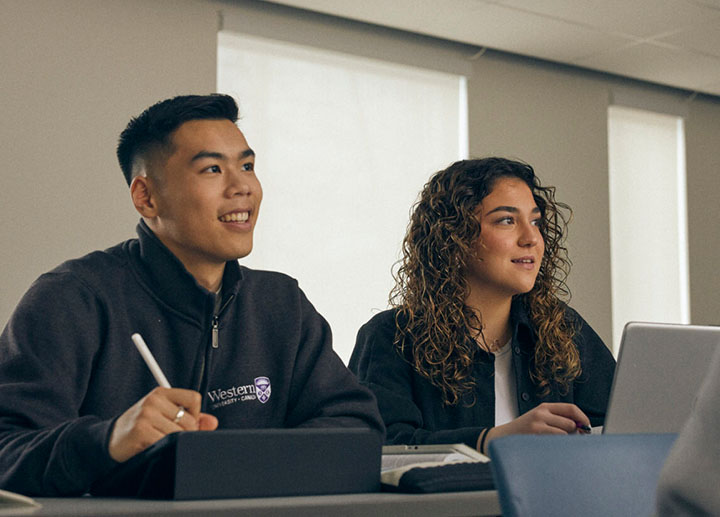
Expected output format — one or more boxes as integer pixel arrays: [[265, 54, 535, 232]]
[[211, 316, 219, 349], [196, 294, 236, 401], [210, 294, 234, 350]]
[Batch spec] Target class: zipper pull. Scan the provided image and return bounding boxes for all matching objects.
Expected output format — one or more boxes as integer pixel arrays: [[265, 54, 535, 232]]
[[212, 316, 219, 349]]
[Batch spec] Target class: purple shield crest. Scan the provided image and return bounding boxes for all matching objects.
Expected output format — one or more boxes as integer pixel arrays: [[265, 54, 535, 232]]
[[254, 376, 271, 404]]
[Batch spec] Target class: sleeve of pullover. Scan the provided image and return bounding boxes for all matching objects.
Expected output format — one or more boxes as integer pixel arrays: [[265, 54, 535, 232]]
[[349, 312, 485, 449], [283, 290, 385, 440], [0, 273, 118, 496]]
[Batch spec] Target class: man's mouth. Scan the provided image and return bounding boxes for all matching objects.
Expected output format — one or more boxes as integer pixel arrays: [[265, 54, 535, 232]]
[[219, 211, 249, 223]]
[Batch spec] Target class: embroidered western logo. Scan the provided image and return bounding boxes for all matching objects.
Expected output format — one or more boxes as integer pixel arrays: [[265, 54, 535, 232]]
[[206, 376, 272, 410], [254, 376, 271, 404]]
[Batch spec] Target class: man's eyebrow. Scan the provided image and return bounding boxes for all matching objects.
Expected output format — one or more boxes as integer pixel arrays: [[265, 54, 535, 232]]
[[190, 148, 255, 162], [191, 150, 223, 162], [485, 205, 541, 216]]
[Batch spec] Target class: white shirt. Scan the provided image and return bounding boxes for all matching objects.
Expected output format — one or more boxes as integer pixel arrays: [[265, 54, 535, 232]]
[[493, 339, 518, 426]]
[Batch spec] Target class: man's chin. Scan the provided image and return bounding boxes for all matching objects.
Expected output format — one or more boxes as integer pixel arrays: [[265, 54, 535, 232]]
[[228, 245, 253, 261]]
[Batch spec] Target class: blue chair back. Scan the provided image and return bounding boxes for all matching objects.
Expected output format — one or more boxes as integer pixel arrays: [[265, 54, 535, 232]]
[[488, 433, 677, 517]]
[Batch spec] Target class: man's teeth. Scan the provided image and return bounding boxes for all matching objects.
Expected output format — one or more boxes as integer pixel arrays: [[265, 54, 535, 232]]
[[219, 212, 249, 222]]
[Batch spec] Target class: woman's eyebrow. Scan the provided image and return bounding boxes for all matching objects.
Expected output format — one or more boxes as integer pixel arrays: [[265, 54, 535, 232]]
[[486, 205, 518, 215], [485, 205, 541, 216]]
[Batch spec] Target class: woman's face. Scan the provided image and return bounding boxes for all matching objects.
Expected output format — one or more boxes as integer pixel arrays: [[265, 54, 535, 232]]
[[467, 176, 545, 299]]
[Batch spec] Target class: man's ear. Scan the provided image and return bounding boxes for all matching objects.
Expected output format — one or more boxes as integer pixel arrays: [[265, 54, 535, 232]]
[[130, 175, 159, 218]]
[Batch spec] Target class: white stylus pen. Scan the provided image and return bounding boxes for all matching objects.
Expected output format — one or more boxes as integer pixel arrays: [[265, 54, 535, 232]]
[[131, 332, 171, 388]]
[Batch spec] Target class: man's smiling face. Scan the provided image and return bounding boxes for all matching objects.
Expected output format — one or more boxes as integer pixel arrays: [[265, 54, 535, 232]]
[[141, 118, 262, 273]]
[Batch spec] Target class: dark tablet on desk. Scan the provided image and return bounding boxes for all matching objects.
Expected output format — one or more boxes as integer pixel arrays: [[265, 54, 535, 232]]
[[91, 428, 381, 500]]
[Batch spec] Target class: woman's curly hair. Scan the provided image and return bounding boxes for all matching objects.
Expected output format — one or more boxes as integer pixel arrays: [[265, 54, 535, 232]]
[[390, 157, 580, 405]]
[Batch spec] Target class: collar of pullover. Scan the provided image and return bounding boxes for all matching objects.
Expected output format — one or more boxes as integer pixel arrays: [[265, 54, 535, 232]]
[[129, 220, 243, 324]]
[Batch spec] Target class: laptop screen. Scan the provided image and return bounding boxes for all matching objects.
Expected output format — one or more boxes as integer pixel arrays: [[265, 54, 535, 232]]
[[604, 322, 720, 434]]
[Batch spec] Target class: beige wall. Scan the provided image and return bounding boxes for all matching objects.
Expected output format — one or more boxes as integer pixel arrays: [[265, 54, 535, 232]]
[[686, 97, 720, 326], [468, 53, 613, 343], [0, 0, 217, 324], [2, 0, 719, 345], [468, 51, 720, 344]]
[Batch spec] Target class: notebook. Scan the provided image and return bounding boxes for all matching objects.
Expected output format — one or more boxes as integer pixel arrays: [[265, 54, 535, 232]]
[[91, 428, 381, 499], [380, 444, 493, 493], [381, 443, 488, 472], [603, 321, 720, 434]]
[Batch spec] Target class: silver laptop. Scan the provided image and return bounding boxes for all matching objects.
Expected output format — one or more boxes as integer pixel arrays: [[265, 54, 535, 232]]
[[604, 321, 720, 434]]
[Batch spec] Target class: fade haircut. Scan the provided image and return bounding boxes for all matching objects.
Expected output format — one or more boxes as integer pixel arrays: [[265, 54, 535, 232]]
[[117, 94, 239, 185]]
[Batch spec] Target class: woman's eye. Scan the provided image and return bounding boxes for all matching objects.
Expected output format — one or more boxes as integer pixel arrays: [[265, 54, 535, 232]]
[[532, 218, 542, 227], [497, 217, 514, 225]]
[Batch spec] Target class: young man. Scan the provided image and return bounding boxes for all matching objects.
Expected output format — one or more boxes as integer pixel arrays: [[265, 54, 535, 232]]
[[0, 94, 383, 496]]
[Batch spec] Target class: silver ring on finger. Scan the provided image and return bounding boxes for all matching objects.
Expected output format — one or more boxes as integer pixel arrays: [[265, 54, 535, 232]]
[[173, 407, 185, 423]]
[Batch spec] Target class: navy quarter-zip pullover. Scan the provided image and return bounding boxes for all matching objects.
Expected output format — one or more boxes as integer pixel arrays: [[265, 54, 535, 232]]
[[0, 221, 383, 496]]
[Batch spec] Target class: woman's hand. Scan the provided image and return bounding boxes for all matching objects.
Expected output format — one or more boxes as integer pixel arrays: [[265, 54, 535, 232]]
[[479, 402, 590, 453]]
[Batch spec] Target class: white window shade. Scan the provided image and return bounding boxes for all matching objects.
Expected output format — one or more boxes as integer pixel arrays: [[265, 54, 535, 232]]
[[608, 105, 689, 354], [218, 31, 466, 362]]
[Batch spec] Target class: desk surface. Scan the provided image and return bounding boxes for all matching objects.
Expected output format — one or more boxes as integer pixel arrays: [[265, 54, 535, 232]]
[[0, 491, 500, 517]]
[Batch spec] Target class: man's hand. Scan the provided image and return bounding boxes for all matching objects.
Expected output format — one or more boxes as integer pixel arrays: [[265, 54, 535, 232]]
[[108, 387, 219, 463], [481, 403, 590, 452]]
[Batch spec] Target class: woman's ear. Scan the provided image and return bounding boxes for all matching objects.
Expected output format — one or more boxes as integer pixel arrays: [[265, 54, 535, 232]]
[[130, 175, 158, 218]]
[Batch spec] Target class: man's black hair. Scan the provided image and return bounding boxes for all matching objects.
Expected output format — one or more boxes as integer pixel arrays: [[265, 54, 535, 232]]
[[117, 94, 239, 185]]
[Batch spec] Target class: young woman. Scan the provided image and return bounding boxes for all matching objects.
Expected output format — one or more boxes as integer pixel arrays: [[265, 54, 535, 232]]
[[349, 157, 616, 453]]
